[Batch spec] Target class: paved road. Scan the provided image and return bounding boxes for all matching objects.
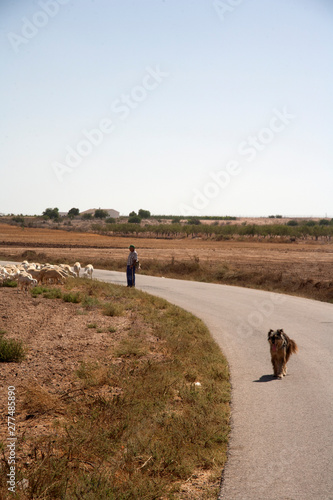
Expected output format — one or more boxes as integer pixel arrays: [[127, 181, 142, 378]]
[[2, 262, 333, 498], [94, 269, 333, 500]]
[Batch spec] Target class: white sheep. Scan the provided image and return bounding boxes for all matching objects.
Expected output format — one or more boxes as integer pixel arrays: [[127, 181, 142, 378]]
[[73, 262, 81, 278], [59, 264, 77, 277], [83, 264, 94, 279], [17, 274, 37, 292]]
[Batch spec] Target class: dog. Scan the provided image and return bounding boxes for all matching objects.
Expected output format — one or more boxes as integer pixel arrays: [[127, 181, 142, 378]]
[[267, 329, 298, 379]]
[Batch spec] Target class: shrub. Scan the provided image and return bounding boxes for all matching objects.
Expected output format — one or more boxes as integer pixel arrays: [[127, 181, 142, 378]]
[[0, 336, 25, 362], [287, 220, 298, 226], [62, 292, 82, 303], [103, 302, 124, 317], [11, 216, 25, 224], [138, 209, 151, 219], [82, 213, 93, 220], [172, 216, 182, 223], [68, 207, 80, 217], [187, 217, 201, 225], [94, 209, 108, 219], [42, 207, 59, 220], [43, 288, 63, 299], [128, 215, 142, 224], [81, 295, 100, 310], [0, 280, 17, 288], [31, 286, 62, 299]]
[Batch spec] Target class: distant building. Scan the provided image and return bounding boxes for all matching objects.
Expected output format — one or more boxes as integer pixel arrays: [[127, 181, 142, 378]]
[[80, 208, 120, 218]]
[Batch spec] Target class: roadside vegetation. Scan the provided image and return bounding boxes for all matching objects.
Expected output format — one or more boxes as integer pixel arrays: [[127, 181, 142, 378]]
[[0, 279, 230, 499], [0, 329, 25, 362]]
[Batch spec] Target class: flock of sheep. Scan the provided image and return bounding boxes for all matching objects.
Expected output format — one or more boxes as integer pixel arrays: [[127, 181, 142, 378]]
[[0, 261, 94, 292]]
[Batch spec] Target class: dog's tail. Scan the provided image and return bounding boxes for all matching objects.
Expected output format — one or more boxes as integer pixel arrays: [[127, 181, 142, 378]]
[[287, 338, 298, 355]]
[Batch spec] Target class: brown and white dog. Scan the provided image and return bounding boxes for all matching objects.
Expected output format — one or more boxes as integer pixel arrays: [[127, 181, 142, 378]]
[[267, 329, 298, 379]]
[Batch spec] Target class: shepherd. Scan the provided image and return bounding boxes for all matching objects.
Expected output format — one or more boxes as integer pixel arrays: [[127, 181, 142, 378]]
[[127, 244, 138, 287]]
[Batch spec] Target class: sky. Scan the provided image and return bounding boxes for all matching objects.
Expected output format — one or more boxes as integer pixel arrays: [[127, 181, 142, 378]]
[[1, 0, 333, 217]]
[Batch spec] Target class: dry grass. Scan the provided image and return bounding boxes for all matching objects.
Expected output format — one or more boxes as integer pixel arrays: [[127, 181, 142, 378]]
[[0, 279, 230, 499]]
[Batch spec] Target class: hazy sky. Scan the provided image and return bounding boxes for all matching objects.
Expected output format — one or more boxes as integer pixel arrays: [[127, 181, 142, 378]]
[[1, 0, 333, 217]]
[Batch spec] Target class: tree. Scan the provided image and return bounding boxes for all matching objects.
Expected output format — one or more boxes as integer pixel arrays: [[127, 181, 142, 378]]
[[82, 213, 93, 220], [138, 209, 151, 219], [43, 207, 59, 220], [94, 209, 108, 219], [128, 215, 141, 224], [68, 207, 80, 218], [129, 211, 137, 217], [172, 216, 182, 224], [186, 217, 201, 225]]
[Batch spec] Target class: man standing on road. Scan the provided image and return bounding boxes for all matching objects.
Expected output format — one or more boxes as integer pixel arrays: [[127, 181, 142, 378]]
[[127, 244, 138, 287]]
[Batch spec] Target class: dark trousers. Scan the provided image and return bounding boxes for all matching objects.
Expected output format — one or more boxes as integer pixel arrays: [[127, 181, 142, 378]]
[[127, 265, 135, 287]]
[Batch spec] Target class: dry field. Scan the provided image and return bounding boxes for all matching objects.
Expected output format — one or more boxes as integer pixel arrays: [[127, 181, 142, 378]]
[[0, 279, 229, 499], [0, 223, 332, 302]]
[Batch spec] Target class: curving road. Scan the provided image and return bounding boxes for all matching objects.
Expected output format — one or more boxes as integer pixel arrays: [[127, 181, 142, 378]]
[[2, 261, 333, 499], [94, 269, 333, 500]]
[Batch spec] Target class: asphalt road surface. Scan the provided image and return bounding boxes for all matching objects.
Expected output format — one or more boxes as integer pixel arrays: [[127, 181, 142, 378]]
[[2, 262, 332, 499], [94, 269, 333, 500]]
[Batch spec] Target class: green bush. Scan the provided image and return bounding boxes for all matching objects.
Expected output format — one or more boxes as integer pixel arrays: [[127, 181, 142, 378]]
[[103, 302, 124, 317], [11, 216, 25, 224], [128, 215, 142, 224], [94, 209, 108, 219], [0, 280, 17, 288], [287, 220, 298, 226], [63, 292, 82, 303], [138, 209, 151, 219], [31, 286, 62, 299], [82, 213, 93, 220], [0, 336, 25, 362], [42, 207, 59, 220], [68, 207, 80, 217]]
